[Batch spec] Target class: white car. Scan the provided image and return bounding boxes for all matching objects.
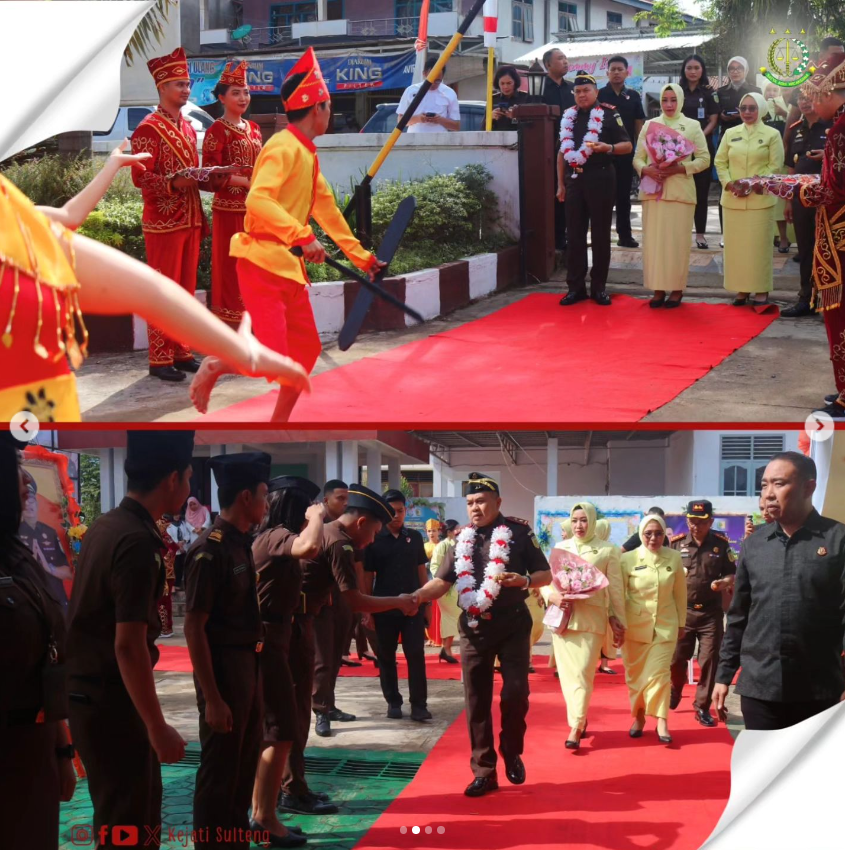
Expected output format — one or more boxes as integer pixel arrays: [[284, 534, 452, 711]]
[[92, 103, 214, 159]]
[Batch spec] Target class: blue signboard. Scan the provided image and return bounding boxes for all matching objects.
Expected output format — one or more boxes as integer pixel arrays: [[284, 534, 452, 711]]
[[189, 52, 415, 105]]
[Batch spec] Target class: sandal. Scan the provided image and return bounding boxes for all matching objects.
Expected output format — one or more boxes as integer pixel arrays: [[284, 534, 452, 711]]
[[695, 239, 709, 249], [778, 240, 791, 254]]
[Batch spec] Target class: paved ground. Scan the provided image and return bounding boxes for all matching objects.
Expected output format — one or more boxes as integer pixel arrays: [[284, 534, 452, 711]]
[[74, 202, 829, 423]]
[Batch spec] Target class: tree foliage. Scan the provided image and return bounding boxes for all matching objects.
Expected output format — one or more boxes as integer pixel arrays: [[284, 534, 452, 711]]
[[95, 0, 178, 65], [79, 455, 102, 526], [634, 0, 687, 38]]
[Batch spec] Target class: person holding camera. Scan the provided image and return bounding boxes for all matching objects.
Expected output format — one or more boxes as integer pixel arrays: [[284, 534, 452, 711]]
[[489, 66, 532, 131], [397, 55, 460, 134]]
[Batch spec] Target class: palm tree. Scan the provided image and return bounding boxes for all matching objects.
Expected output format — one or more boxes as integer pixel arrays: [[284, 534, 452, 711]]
[[123, 0, 178, 65]]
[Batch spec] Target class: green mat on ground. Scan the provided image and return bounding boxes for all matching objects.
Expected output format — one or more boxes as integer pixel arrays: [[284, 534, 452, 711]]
[[59, 746, 423, 849]]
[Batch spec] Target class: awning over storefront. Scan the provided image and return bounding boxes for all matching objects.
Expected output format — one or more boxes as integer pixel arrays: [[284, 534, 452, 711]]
[[517, 33, 715, 64]]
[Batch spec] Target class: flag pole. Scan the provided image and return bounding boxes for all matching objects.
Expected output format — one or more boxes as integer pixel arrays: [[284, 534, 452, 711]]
[[483, 0, 498, 132], [413, 0, 431, 84], [485, 47, 495, 131]]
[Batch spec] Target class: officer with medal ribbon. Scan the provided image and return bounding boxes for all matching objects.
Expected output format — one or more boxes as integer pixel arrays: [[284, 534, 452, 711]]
[[668, 500, 736, 728], [557, 73, 633, 308], [183, 451, 271, 848], [415, 474, 551, 798]]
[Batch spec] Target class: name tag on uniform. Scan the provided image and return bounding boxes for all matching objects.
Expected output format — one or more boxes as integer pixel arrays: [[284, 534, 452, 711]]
[[233, 563, 248, 575], [698, 106, 706, 120], [635, 565, 647, 571]]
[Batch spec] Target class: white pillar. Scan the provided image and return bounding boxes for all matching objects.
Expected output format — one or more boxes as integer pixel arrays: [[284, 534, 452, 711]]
[[446, 477, 459, 498], [99, 449, 115, 513], [365, 447, 382, 491], [547, 437, 558, 496], [324, 441, 340, 482], [387, 456, 401, 490], [317, 0, 327, 21], [113, 447, 127, 505], [341, 441, 359, 485], [431, 453, 445, 497]]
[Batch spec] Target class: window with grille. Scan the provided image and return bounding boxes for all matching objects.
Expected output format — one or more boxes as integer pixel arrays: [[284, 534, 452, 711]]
[[558, 2, 577, 31], [607, 11, 622, 28], [512, 0, 534, 42], [719, 435, 785, 496]]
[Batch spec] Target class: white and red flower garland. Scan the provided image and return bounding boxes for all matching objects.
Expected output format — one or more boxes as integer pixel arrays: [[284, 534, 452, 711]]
[[454, 524, 512, 625], [560, 105, 605, 177]]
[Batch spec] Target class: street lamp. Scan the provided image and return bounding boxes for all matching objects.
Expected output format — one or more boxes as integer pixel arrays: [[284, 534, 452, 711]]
[[526, 59, 546, 98]]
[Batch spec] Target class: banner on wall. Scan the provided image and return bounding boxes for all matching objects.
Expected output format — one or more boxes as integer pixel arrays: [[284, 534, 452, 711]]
[[189, 52, 416, 106], [405, 499, 446, 536], [810, 431, 845, 524], [567, 53, 644, 93]]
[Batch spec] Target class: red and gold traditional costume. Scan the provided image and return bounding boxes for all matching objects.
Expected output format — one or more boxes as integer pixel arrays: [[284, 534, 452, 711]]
[[0, 175, 87, 421], [799, 56, 845, 404], [230, 47, 377, 372], [131, 47, 208, 368], [203, 61, 263, 328]]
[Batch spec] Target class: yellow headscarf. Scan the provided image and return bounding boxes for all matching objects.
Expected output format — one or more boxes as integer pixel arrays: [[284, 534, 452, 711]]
[[659, 83, 685, 125], [739, 92, 769, 127], [638, 512, 667, 539], [569, 501, 598, 544]]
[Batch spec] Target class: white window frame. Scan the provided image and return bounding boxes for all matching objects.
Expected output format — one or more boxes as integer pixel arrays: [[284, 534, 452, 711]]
[[558, 1, 577, 32], [512, 0, 534, 42]]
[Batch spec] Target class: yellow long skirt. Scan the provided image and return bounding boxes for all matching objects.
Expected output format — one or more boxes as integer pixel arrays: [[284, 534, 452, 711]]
[[551, 630, 604, 729], [621, 637, 677, 720], [527, 592, 545, 647], [641, 199, 696, 292], [437, 585, 460, 640], [723, 206, 774, 293]]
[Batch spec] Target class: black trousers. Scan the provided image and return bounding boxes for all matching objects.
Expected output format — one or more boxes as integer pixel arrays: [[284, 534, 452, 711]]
[[69, 679, 162, 848], [670, 608, 724, 712], [565, 166, 616, 296], [194, 647, 263, 849], [791, 197, 817, 303], [282, 613, 315, 798], [693, 163, 712, 235], [612, 154, 635, 240], [373, 610, 427, 709], [460, 604, 532, 779], [740, 695, 840, 730]]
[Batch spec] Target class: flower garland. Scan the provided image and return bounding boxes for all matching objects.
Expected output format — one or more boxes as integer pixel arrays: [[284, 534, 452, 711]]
[[454, 524, 513, 627], [559, 106, 605, 178]]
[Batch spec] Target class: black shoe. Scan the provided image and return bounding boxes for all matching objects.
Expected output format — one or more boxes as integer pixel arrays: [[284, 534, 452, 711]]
[[825, 393, 841, 405], [664, 295, 684, 309], [565, 728, 584, 751], [792, 254, 801, 263], [249, 819, 306, 848], [438, 649, 459, 664], [657, 730, 673, 744], [149, 365, 186, 382], [528, 665, 536, 674], [277, 792, 338, 816], [731, 297, 749, 307], [173, 357, 201, 373], [780, 301, 813, 318], [597, 665, 616, 674], [314, 713, 331, 737], [464, 775, 499, 797], [559, 290, 588, 306], [327, 708, 356, 722], [592, 292, 612, 306], [695, 709, 717, 728], [411, 706, 432, 722], [305, 790, 329, 803], [649, 295, 666, 309], [617, 237, 639, 248], [814, 401, 845, 419], [503, 755, 526, 785], [386, 704, 403, 719], [340, 657, 362, 668]]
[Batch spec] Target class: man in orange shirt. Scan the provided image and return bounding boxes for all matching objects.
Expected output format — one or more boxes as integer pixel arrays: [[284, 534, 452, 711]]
[[191, 48, 385, 420]]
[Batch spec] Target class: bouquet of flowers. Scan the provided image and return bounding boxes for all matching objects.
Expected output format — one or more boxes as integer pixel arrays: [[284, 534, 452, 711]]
[[67, 524, 87, 555], [640, 122, 697, 199], [729, 173, 820, 201], [542, 548, 609, 635]]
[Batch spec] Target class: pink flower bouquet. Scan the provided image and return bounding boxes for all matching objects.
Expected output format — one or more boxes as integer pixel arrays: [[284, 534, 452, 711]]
[[640, 122, 696, 199], [542, 548, 609, 635]]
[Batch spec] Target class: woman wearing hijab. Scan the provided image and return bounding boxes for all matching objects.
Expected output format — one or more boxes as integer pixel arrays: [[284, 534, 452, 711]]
[[620, 514, 686, 744], [185, 496, 211, 544], [543, 502, 626, 750], [430, 519, 461, 663], [424, 519, 443, 645], [715, 91, 785, 306], [717, 56, 761, 131], [633, 84, 710, 307], [0, 436, 76, 848]]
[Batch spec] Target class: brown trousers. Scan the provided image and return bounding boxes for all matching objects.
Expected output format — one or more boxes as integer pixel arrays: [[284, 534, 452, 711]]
[[670, 607, 724, 712], [194, 647, 262, 849], [282, 613, 316, 797], [69, 679, 162, 847], [311, 587, 353, 715], [459, 604, 532, 779]]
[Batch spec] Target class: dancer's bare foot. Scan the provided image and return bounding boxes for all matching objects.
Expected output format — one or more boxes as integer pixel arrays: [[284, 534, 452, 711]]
[[191, 356, 229, 414]]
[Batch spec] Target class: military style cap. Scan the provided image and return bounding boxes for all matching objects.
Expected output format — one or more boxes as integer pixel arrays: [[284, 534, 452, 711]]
[[347, 484, 395, 524], [686, 500, 713, 519], [573, 72, 598, 87], [268, 475, 321, 502], [126, 430, 195, 477], [466, 472, 500, 494], [209, 451, 272, 491]]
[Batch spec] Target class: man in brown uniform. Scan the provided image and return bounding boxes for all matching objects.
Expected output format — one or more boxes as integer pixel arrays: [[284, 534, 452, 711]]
[[183, 452, 271, 849], [669, 500, 737, 727], [279, 484, 419, 815], [415, 474, 551, 798], [66, 431, 194, 848]]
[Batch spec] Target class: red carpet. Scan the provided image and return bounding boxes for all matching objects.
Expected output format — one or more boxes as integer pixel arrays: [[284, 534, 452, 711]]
[[199, 294, 777, 424], [355, 658, 732, 850]]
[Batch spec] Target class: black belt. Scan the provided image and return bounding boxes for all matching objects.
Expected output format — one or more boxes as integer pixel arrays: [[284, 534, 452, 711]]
[[571, 164, 612, 174], [0, 707, 41, 727], [688, 603, 722, 611]]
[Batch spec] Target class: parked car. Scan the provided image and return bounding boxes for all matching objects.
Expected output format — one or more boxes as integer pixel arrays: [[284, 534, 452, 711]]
[[360, 101, 487, 134], [92, 103, 215, 157]]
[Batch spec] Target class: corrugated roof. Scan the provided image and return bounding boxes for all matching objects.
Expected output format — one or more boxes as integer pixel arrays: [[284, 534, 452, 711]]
[[517, 33, 714, 63]]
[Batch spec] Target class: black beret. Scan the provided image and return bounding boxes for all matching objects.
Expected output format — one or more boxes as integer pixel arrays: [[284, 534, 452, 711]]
[[466, 472, 500, 495], [269, 475, 321, 502], [210, 451, 272, 491], [125, 430, 195, 478], [347, 484, 395, 524]]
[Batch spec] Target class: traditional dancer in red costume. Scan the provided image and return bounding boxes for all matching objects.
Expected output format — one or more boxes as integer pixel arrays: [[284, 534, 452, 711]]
[[203, 60, 263, 329], [131, 47, 208, 382], [191, 47, 385, 421]]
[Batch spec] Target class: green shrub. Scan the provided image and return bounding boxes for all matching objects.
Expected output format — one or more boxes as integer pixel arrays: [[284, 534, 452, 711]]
[[2, 154, 98, 206]]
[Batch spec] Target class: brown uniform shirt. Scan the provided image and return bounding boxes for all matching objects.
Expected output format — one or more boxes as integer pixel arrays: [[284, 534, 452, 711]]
[[437, 515, 549, 611], [670, 530, 736, 609], [298, 520, 358, 613], [254, 526, 304, 620], [184, 516, 263, 647], [66, 498, 165, 679]]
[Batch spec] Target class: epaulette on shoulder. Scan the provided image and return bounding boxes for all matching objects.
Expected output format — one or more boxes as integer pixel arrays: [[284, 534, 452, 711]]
[[670, 533, 686, 543], [506, 516, 531, 527], [712, 531, 729, 541], [789, 119, 803, 129], [208, 528, 223, 543], [600, 102, 617, 110]]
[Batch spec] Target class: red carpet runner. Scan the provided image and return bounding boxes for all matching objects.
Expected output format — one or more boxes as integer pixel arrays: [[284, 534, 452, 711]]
[[355, 658, 732, 850], [199, 294, 777, 424]]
